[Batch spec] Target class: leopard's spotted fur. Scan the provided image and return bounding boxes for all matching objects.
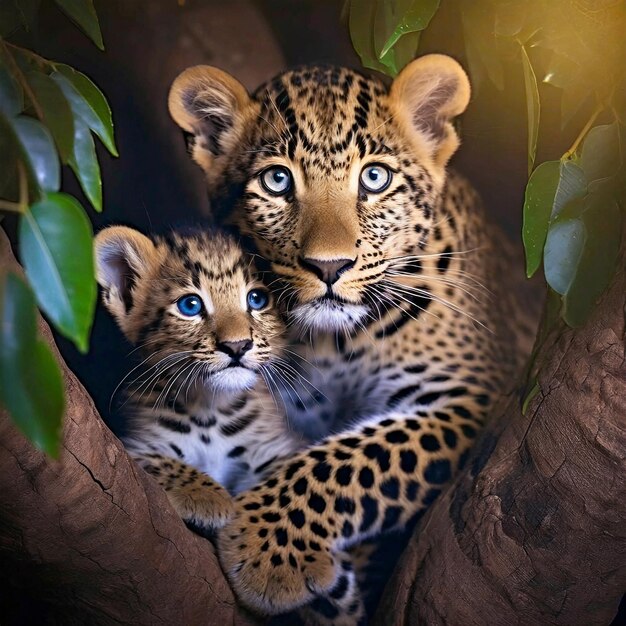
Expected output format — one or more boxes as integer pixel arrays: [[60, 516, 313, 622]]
[[169, 55, 537, 622], [95, 227, 301, 529]]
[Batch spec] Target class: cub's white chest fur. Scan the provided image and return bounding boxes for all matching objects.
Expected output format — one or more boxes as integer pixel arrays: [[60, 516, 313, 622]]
[[125, 383, 301, 494]]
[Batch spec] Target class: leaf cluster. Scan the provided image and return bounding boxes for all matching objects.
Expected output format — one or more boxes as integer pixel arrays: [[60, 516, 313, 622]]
[[347, 0, 625, 332], [0, 0, 115, 456], [346, 0, 440, 76]]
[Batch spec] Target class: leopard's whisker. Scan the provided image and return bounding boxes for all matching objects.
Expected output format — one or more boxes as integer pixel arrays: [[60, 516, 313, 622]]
[[272, 357, 326, 401], [383, 279, 492, 333], [118, 351, 194, 409]]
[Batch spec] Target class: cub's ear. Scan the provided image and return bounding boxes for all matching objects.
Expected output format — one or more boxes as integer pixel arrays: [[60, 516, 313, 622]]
[[390, 54, 470, 169], [168, 65, 252, 180], [94, 226, 156, 337]]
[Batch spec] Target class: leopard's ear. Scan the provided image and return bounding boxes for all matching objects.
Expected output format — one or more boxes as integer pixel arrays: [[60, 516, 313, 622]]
[[169, 66, 253, 181], [94, 226, 156, 338], [390, 54, 470, 169]]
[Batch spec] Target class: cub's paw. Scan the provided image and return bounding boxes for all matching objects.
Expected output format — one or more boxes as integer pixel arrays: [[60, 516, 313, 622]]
[[137, 454, 235, 530], [217, 508, 340, 614], [167, 482, 235, 531]]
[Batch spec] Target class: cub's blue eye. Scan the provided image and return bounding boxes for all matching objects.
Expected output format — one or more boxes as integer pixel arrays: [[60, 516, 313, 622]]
[[360, 164, 392, 193], [176, 294, 203, 317], [260, 166, 292, 195], [247, 289, 269, 311]]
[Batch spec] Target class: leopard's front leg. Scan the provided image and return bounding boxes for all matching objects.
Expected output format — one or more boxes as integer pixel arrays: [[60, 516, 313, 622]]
[[217, 406, 480, 616]]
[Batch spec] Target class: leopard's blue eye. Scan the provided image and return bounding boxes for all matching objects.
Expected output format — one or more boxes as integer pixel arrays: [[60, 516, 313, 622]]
[[176, 294, 203, 317], [360, 164, 392, 193], [260, 166, 292, 195], [247, 289, 269, 310]]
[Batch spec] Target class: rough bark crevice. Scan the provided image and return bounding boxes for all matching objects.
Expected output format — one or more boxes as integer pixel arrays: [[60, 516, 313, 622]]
[[374, 250, 626, 626], [2, 215, 624, 625], [0, 229, 258, 626]]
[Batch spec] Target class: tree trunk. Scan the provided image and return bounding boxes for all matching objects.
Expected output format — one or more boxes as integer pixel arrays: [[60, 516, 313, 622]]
[[375, 250, 626, 625], [2, 214, 624, 625], [0, 229, 258, 626]]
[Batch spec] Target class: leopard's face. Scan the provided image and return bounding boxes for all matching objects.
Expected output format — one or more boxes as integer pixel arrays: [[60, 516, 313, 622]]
[[95, 228, 283, 393], [169, 56, 470, 333], [232, 68, 442, 333]]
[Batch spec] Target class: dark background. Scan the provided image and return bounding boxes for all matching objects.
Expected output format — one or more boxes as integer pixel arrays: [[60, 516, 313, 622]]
[[6, 2, 625, 624], [12, 0, 535, 433]]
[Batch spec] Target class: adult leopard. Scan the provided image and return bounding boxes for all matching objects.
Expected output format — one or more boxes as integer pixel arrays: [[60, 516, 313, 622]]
[[169, 55, 537, 623]]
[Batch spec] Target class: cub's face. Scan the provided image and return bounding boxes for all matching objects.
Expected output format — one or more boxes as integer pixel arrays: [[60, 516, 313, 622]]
[[95, 227, 282, 392], [169, 56, 470, 333]]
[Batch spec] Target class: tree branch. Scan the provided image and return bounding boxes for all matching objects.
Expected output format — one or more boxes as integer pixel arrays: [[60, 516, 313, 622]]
[[2, 222, 624, 625], [0, 228, 258, 626], [375, 247, 626, 625]]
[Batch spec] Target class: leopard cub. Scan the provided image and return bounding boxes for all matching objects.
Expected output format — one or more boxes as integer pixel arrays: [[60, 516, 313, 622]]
[[95, 226, 301, 530]]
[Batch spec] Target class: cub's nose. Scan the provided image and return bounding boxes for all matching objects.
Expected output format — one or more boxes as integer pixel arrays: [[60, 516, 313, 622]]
[[217, 339, 253, 360], [298, 257, 355, 285]]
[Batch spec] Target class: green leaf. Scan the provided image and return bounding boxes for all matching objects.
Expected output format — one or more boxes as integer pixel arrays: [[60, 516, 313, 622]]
[[10, 116, 60, 192], [349, 0, 395, 76], [522, 160, 560, 277], [543, 217, 586, 295], [69, 118, 102, 211], [377, 28, 421, 76], [539, 286, 563, 346], [19, 193, 96, 351], [521, 380, 540, 415], [0, 272, 64, 457], [378, 0, 439, 60], [24, 71, 74, 163], [520, 46, 540, 175], [373, 1, 399, 75], [53, 0, 104, 50], [563, 192, 622, 326], [0, 64, 24, 116], [373, 1, 391, 61], [387, 29, 421, 74], [552, 160, 587, 219], [51, 65, 117, 156], [0, 111, 41, 201], [580, 122, 622, 185]]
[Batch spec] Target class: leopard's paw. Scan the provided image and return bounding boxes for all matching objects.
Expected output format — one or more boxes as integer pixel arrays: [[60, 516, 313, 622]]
[[167, 481, 235, 530], [300, 600, 366, 626], [217, 513, 340, 614], [298, 552, 366, 626]]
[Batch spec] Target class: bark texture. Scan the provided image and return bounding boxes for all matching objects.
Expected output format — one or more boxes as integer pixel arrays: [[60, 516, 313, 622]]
[[2, 234, 625, 625], [0, 230, 258, 625], [375, 254, 626, 625]]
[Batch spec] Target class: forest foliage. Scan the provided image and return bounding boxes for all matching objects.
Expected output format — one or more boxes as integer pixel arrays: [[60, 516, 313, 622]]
[[0, 0, 114, 456], [347, 0, 625, 329]]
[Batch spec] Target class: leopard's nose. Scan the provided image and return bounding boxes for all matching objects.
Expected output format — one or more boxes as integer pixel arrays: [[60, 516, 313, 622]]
[[298, 257, 355, 285], [217, 339, 253, 359]]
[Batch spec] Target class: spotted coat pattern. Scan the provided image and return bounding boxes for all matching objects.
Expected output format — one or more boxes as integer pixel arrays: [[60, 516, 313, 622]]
[[95, 228, 302, 530], [168, 58, 538, 622]]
